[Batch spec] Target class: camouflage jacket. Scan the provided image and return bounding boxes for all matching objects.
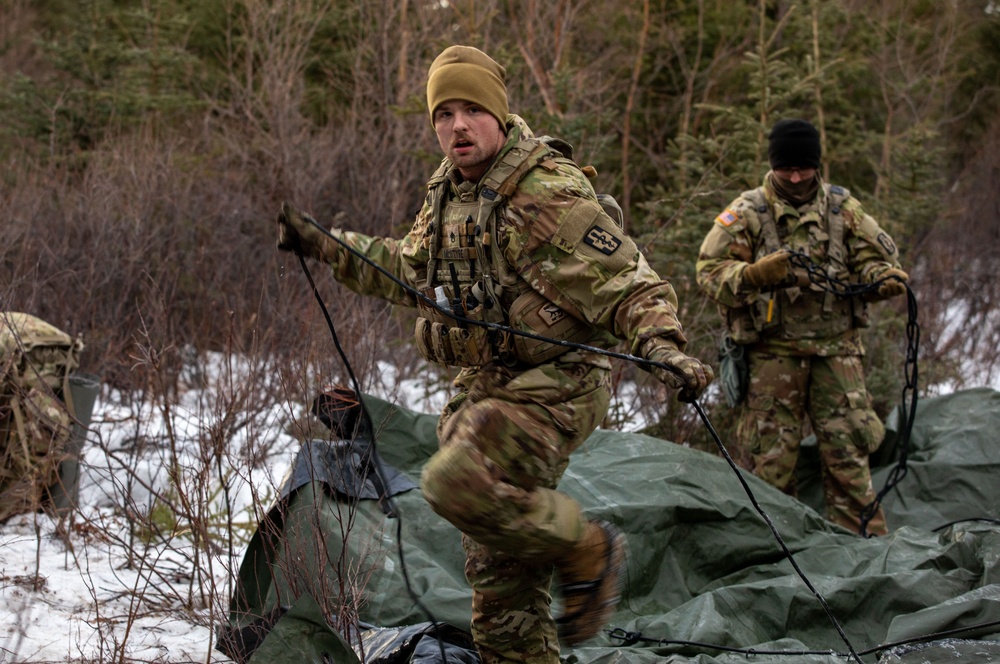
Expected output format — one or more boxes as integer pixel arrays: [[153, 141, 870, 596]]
[[317, 114, 688, 371], [696, 174, 902, 356]]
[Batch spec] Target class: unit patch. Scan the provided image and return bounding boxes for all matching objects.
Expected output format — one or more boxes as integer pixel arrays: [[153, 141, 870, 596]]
[[876, 231, 897, 257], [538, 302, 567, 327], [584, 225, 622, 256], [715, 208, 740, 227]]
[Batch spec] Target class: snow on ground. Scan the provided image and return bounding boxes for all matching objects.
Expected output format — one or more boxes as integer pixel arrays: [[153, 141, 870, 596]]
[[0, 352, 653, 663], [2, 352, 293, 663]]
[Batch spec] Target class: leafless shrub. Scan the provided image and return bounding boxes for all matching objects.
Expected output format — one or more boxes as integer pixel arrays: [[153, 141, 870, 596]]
[[919, 113, 1000, 390]]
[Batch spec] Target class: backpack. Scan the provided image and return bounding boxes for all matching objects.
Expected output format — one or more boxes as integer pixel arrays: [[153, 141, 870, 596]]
[[500, 135, 625, 227], [0, 312, 84, 522]]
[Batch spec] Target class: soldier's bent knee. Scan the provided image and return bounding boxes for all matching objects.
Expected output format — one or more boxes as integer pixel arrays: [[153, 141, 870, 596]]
[[420, 441, 495, 527]]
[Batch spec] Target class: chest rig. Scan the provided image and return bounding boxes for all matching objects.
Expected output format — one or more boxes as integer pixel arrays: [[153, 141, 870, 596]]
[[414, 139, 562, 367], [733, 183, 866, 342], [413, 138, 579, 368]]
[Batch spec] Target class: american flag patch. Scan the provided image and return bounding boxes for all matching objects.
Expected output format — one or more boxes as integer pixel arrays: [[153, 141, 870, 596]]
[[715, 209, 739, 227]]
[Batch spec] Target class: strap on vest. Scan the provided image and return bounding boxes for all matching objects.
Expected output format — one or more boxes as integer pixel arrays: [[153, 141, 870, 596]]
[[745, 189, 782, 255], [824, 184, 850, 313], [474, 191, 507, 326], [480, 139, 556, 197], [423, 162, 451, 290]]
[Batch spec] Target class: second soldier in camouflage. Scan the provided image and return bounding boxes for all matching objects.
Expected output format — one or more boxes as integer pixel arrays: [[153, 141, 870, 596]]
[[696, 118, 908, 537]]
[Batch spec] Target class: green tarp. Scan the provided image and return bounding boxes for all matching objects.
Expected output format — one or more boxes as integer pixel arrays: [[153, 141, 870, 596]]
[[222, 388, 1000, 663]]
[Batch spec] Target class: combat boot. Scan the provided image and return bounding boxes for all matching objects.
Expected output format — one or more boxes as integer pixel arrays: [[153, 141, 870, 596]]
[[554, 519, 626, 646]]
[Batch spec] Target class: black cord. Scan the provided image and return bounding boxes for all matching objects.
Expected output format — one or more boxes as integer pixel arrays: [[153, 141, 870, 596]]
[[296, 253, 450, 663], [692, 399, 864, 664], [855, 617, 1000, 657], [607, 627, 840, 656], [608, 617, 1000, 659], [932, 517, 1000, 532], [787, 251, 920, 538], [860, 282, 919, 536]]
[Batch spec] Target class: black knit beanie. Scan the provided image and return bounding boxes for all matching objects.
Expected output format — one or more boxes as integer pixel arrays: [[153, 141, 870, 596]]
[[768, 119, 821, 169]]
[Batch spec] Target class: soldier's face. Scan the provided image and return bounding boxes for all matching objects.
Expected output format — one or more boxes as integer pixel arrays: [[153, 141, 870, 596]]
[[773, 167, 817, 184], [433, 100, 506, 183]]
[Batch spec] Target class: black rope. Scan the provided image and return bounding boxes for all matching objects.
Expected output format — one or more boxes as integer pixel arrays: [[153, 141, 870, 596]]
[[932, 517, 1000, 532], [692, 399, 864, 664], [787, 251, 920, 538], [296, 253, 450, 663], [607, 617, 1000, 659], [607, 627, 840, 656], [297, 253, 397, 518], [855, 617, 1000, 657], [860, 283, 919, 536]]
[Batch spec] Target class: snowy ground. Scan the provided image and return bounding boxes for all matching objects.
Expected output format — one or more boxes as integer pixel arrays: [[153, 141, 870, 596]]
[[0, 353, 649, 664], [2, 353, 294, 663]]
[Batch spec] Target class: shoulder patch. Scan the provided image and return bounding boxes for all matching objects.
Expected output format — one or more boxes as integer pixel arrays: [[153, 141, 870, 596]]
[[583, 224, 623, 256], [715, 208, 741, 227], [876, 231, 897, 257]]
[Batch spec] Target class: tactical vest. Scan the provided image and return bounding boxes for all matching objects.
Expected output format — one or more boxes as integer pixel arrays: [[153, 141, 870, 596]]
[[413, 137, 620, 369], [728, 184, 868, 344]]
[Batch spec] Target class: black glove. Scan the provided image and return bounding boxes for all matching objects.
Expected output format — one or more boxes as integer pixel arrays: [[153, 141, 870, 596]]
[[276, 202, 334, 261], [644, 339, 714, 403]]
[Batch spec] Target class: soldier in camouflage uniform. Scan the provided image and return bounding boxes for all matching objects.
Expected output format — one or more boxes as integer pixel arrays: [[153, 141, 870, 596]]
[[1, 312, 83, 522], [276, 45, 713, 664], [696, 119, 908, 537]]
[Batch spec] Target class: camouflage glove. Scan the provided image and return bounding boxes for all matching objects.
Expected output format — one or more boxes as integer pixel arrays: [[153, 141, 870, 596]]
[[742, 250, 792, 290], [276, 201, 335, 262], [876, 267, 908, 299], [643, 338, 714, 403]]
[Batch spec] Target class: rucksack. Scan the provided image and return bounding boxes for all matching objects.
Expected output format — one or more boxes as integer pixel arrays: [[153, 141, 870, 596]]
[[0, 312, 84, 522], [492, 134, 625, 227]]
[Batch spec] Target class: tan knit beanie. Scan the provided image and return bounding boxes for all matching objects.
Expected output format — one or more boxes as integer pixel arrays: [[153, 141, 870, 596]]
[[426, 45, 508, 127]]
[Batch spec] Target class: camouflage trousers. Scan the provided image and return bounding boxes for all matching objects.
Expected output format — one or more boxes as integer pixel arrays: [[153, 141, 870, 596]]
[[735, 349, 888, 536], [420, 356, 611, 664]]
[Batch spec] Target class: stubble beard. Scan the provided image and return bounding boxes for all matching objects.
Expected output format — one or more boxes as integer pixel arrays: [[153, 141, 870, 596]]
[[449, 144, 495, 181]]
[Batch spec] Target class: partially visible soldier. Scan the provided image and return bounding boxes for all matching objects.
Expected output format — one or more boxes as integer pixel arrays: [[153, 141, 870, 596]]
[[696, 118, 908, 537], [1, 312, 84, 522], [276, 45, 714, 664]]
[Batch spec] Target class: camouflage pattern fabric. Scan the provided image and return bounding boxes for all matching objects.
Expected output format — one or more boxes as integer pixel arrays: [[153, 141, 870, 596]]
[[697, 175, 900, 536], [420, 357, 609, 663], [697, 176, 902, 315], [1, 312, 82, 522], [736, 350, 887, 535], [462, 534, 559, 664], [302, 115, 697, 662]]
